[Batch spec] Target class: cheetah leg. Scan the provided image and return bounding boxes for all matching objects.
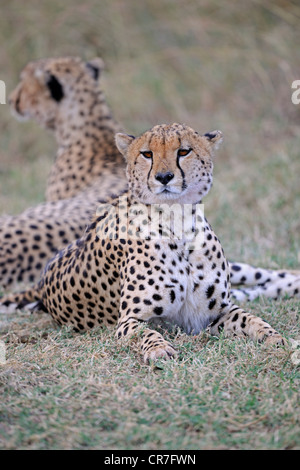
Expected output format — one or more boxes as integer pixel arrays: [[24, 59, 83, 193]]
[[0, 286, 41, 310], [116, 316, 176, 363], [209, 304, 286, 346]]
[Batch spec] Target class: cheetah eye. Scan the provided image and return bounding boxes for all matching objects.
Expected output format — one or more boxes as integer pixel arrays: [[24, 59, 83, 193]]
[[177, 148, 192, 158], [140, 150, 153, 159]]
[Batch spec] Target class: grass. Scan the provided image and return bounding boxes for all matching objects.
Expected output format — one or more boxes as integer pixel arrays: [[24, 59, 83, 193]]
[[0, 302, 299, 450], [0, 0, 300, 450]]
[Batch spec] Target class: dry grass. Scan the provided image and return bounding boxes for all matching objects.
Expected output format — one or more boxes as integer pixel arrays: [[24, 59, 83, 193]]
[[0, 304, 299, 450], [0, 0, 300, 450]]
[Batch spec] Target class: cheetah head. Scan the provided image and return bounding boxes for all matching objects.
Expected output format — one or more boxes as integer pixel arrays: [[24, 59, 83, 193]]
[[9, 56, 104, 130], [115, 123, 223, 204]]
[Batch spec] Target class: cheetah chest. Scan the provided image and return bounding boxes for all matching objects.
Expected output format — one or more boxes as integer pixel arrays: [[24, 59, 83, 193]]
[[127, 237, 231, 335], [161, 248, 230, 335]]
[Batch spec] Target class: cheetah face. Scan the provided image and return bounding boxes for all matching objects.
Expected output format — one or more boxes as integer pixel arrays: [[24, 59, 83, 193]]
[[116, 123, 223, 204], [9, 56, 104, 130]]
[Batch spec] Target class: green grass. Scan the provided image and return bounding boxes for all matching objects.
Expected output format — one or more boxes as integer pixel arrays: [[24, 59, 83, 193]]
[[0, 303, 299, 450], [0, 0, 300, 450]]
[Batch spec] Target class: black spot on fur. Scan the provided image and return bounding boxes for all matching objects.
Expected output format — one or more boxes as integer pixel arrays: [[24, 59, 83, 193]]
[[206, 285, 215, 299], [47, 74, 64, 102], [231, 264, 242, 271]]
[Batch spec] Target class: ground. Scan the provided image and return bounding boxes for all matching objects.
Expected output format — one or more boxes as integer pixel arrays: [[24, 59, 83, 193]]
[[0, 303, 299, 450], [0, 0, 299, 450]]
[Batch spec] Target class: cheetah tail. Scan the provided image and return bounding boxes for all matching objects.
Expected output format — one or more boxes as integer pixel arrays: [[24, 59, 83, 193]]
[[0, 286, 41, 310]]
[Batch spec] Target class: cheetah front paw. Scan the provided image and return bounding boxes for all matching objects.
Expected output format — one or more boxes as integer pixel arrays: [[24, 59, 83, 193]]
[[143, 344, 177, 363]]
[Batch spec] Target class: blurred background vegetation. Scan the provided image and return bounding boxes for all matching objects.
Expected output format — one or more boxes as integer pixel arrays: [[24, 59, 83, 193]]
[[0, 0, 299, 266]]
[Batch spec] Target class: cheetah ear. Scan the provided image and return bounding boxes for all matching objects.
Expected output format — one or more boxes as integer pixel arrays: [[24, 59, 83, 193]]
[[86, 58, 105, 80], [115, 133, 135, 158], [203, 130, 223, 150]]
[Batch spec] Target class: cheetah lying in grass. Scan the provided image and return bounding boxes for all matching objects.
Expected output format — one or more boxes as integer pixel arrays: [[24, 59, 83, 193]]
[[2, 57, 296, 304], [0, 123, 286, 362]]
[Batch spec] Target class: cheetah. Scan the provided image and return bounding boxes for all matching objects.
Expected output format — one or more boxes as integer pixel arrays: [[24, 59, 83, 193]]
[[3, 56, 284, 297], [0, 57, 126, 288], [230, 262, 300, 301], [0, 123, 286, 362], [9, 56, 126, 202]]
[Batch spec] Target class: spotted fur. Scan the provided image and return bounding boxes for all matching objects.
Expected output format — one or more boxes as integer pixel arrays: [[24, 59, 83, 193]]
[[3, 57, 269, 295], [230, 262, 300, 301], [1, 124, 286, 362], [0, 57, 126, 288], [9, 56, 126, 202]]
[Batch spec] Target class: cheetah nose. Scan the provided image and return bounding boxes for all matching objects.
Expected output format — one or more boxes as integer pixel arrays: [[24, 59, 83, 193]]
[[155, 172, 174, 185]]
